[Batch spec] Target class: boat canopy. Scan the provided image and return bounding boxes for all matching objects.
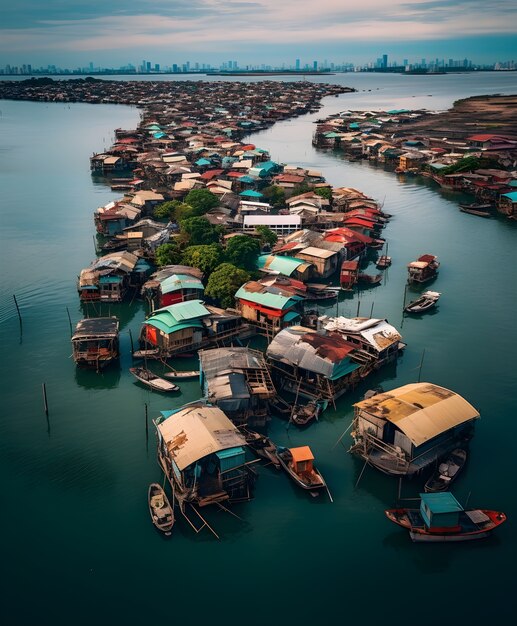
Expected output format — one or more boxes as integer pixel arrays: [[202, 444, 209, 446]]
[[157, 404, 246, 471], [290, 446, 314, 463], [354, 383, 479, 447]]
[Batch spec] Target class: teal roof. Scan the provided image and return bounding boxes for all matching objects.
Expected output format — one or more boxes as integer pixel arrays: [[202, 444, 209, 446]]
[[160, 274, 204, 295], [283, 311, 301, 322], [429, 163, 448, 170], [420, 492, 463, 514], [99, 276, 123, 283], [508, 180, 517, 187], [329, 360, 361, 381], [502, 191, 517, 201], [153, 131, 166, 139], [325, 131, 342, 138], [349, 123, 360, 129], [240, 189, 263, 198], [145, 299, 210, 333], [387, 109, 410, 114], [257, 254, 309, 276], [235, 285, 302, 310], [195, 158, 211, 166], [254, 160, 278, 172], [238, 175, 256, 183]]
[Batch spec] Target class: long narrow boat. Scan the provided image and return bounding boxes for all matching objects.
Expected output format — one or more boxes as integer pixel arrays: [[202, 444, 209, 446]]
[[275, 446, 327, 492], [148, 483, 174, 536], [459, 204, 492, 217], [358, 272, 382, 285], [385, 492, 506, 542], [291, 400, 322, 427], [404, 290, 441, 314], [129, 367, 180, 392], [164, 370, 200, 380], [424, 448, 467, 493], [241, 428, 281, 469]]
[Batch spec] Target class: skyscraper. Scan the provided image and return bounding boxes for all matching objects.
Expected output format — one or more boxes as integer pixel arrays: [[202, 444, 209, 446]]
[[295, 58, 300, 71], [382, 54, 388, 68]]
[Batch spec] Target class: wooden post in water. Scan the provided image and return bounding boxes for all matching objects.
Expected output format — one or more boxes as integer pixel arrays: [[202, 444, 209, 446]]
[[403, 284, 408, 311], [42, 383, 49, 416], [128, 328, 134, 357], [417, 348, 426, 383], [145, 402, 149, 444], [93, 235, 98, 254], [370, 302, 374, 318], [356, 298, 361, 317], [13, 294, 23, 333], [66, 306, 73, 337]]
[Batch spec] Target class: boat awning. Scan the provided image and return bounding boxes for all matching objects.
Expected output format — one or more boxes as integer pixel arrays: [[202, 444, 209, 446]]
[[354, 383, 479, 447], [283, 311, 301, 322]]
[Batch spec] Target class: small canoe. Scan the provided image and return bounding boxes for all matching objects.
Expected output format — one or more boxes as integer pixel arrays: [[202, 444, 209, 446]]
[[129, 367, 180, 392], [404, 290, 441, 314], [459, 205, 491, 217], [164, 370, 200, 380], [358, 272, 382, 285], [376, 255, 392, 269], [148, 483, 174, 535], [133, 348, 160, 359], [424, 448, 467, 493], [241, 428, 281, 469], [291, 400, 322, 427]]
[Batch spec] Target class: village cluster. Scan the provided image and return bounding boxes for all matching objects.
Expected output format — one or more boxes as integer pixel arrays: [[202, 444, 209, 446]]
[[2, 77, 506, 541]]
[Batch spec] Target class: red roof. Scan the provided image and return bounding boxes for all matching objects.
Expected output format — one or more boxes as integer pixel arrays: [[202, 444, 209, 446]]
[[324, 228, 373, 245], [200, 169, 224, 180], [274, 174, 305, 184], [227, 171, 245, 178], [467, 134, 509, 142]]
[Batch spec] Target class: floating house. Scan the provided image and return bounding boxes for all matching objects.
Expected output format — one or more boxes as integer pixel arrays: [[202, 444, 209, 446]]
[[235, 281, 305, 334], [139, 299, 242, 357], [142, 265, 204, 311], [71, 317, 119, 369], [340, 260, 360, 290], [199, 347, 276, 426], [407, 254, 440, 284], [350, 383, 479, 476], [257, 254, 313, 281], [77, 251, 149, 302], [155, 401, 256, 507], [321, 316, 403, 373], [266, 326, 363, 402], [294, 246, 339, 279], [498, 191, 517, 218], [94, 201, 141, 236]]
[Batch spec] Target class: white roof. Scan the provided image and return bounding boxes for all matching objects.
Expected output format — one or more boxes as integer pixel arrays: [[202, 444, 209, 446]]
[[244, 215, 301, 226], [297, 246, 337, 259], [157, 404, 246, 471], [323, 316, 401, 351]]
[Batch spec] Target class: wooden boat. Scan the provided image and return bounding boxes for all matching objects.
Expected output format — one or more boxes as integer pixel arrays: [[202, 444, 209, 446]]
[[129, 367, 180, 392], [358, 272, 382, 285], [385, 492, 506, 542], [133, 348, 160, 359], [340, 260, 359, 290], [268, 396, 292, 416], [404, 290, 441, 313], [407, 254, 439, 284], [305, 290, 338, 301], [241, 428, 281, 469], [459, 203, 492, 217], [376, 255, 392, 269], [148, 483, 174, 535], [164, 370, 199, 380], [459, 202, 491, 210], [275, 446, 326, 492], [291, 400, 322, 426], [424, 448, 467, 493]]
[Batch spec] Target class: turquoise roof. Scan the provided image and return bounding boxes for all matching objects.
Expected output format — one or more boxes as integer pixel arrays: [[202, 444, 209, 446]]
[[240, 189, 263, 198], [329, 360, 361, 381], [235, 285, 302, 310], [508, 180, 517, 187], [195, 158, 211, 166], [502, 191, 517, 201], [257, 255, 308, 276], [238, 175, 256, 184], [420, 492, 463, 514], [145, 299, 210, 334], [387, 109, 410, 114], [254, 160, 278, 172], [283, 311, 301, 322], [325, 131, 342, 138], [160, 274, 204, 295], [349, 123, 360, 129], [153, 131, 166, 139]]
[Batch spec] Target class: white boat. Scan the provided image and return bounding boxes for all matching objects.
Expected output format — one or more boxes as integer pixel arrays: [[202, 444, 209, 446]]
[[129, 367, 180, 392], [164, 370, 200, 380], [404, 290, 441, 313]]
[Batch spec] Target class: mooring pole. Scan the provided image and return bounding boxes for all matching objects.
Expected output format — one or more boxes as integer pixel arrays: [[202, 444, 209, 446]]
[[145, 402, 149, 443], [129, 328, 135, 357], [417, 348, 426, 383], [42, 383, 49, 416], [356, 298, 361, 317], [370, 301, 374, 318], [13, 294, 23, 332], [66, 306, 73, 337]]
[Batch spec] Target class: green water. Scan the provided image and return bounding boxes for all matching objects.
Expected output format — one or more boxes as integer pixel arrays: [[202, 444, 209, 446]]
[[1, 75, 516, 625]]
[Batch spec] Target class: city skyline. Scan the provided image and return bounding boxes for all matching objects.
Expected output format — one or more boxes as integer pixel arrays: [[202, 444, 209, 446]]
[[1, 1, 516, 67]]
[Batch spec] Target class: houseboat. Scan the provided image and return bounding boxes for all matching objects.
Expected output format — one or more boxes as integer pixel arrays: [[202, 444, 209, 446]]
[[385, 492, 506, 542], [138, 299, 243, 358], [199, 347, 276, 426], [71, 317, 119, 369], [340, 260, 359, 290], [155, 401, 257, 508], [266, 326, 364, 402], [142, 265, 204, 311], [350, 383, 479, 476], [407, 254, 440, 284]]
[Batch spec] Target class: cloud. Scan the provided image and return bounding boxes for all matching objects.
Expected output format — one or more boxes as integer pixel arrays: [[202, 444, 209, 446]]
[[0, 1, 515, 58]]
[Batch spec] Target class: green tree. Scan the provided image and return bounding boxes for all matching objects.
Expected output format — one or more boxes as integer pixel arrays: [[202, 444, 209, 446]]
[[205, 263, 250, 308], [185, 188, 219, 214], [155, 243, 182, 267], [174, 202, 197, 222], [314, 186, 333, 201], [291, 181, 312, 196], [153, 200, 177, 221], [225, 235, 261, 271], [181, 244, 223, 275], [261, 185, 285, 208], [255, 225, 278, 247], [180, 217, 222, 245]]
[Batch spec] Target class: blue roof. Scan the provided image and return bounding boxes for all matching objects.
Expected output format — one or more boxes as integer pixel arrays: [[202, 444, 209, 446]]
[[195, 158, 211, 166], [502, 191, 517, 201], [240, 189, 263, 198], [420, 492, 464, 514]]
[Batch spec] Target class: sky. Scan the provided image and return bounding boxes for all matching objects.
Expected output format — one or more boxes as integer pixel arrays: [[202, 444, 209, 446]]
[[1, 1, 516, 67]]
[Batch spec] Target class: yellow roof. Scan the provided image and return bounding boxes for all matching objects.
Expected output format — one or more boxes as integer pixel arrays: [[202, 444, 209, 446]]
[[157, 404, 246, 471], [354, 383, 479, 447]]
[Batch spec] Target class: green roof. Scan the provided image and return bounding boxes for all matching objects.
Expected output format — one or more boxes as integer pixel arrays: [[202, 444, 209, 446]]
[[160, 274, 204, 295], [420, 492, 463, 514], [235, 285, 302, 310], [257, 255, 308, 276], [145, 299, 210, 333], [240, 190, 263, 198]]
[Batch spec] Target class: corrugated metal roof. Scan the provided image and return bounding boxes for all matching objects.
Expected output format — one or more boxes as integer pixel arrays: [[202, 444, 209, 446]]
[[235, 283, 302, 310], [257, 254, 311, 276], [354, 383, 479, 447], [157, 403, 246, 471], [160, 274, 204, 295], [145, 299, 210, 333]]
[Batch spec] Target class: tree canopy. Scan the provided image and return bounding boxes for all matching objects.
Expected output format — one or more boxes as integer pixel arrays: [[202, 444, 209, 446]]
[[153, 200, 177, 221], [314, 186, 333, 200], [225, 235, 261, 271], [154, 242, 182, 267], [205, 263, 250, 308], [255, 225, 278, 247], [185, 188, 219, 214], [261, 185, 285, 208], [181, 244, 223, 275], [180, 216, 222, 245]]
